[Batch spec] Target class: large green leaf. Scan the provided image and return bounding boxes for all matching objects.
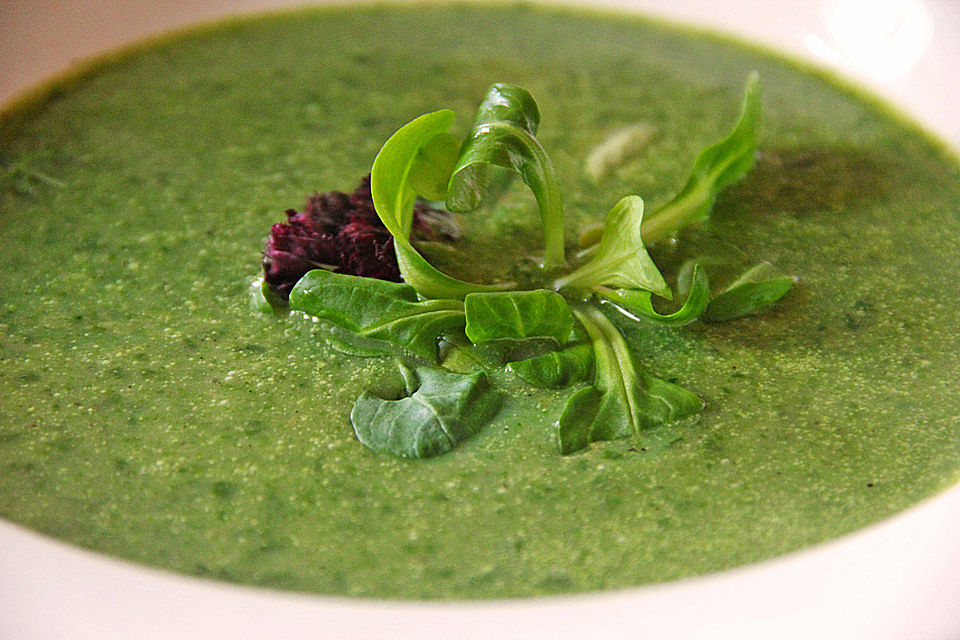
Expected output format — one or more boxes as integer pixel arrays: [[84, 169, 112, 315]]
[[641, 73, 762, 242], [447, 84, 566, 270], [351, 362, 502, 458], [556, 196, 670, 298], [288, 269, 465, 362]]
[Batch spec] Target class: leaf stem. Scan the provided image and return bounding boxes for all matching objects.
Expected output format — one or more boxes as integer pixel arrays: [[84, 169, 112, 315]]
[[532, 139, 567, 271], [638, 187, 707, 244]]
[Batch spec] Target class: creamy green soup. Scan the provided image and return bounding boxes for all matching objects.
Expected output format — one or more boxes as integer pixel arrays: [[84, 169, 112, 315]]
[[2, 3, 959, 600]]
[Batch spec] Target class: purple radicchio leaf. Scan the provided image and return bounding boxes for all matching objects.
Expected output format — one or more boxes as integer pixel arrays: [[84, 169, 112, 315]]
[[262, 175, 458, 300]]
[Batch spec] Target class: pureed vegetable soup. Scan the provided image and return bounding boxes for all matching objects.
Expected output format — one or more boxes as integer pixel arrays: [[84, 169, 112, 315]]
[[2, 3, 960, 599]]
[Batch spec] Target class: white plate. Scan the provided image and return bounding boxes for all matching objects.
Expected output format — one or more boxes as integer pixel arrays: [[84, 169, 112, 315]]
[[2, 2, 959, 638]]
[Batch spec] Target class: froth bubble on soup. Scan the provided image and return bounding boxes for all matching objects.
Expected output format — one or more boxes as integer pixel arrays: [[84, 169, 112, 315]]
[[1, 3, 959, 599]]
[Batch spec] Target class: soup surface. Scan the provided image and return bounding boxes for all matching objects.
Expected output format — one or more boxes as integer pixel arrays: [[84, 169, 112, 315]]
[[2, 3, 960, 599]]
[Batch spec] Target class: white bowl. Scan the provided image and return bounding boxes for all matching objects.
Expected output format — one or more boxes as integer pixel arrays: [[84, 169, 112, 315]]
[[2, 2, 958, 638]]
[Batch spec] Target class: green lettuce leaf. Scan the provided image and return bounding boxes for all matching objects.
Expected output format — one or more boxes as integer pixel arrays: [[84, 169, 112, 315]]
[[351, 362, 502, 458], [464, 289, 574, 345], [557, 304, 702, 454], [556, 196, 670, 298], [641, 73, 761, 242], [288, 269, 465, 362], [463, 289, 576, 364], [647, 229, 793, 323], [507, 343, 594, 389], [447, 83, 566, 270], [702, 262, 794, 322]]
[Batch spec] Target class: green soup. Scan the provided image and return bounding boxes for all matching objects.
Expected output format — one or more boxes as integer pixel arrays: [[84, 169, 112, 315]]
[[2, 3, 959, 600]]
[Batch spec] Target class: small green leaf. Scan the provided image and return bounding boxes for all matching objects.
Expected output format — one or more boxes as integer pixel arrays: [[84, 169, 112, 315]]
[[557, 386, 600, 455], [508, 343, 594, 389], [288, 269, 465, 362], [371, 110, 513, 300], [351, 363, 502, 458], [558, 304, 702, 455], [556, 196, 670, 298], [464, 290, 574, 345], [463, 289, 575, 365], [642, 74, 761, 242], [249, 277, 287, 315], [596, 264, 710, 326], [648, 228, 793, 323], [702, 262, 794, 322], [447, 84, 566, 270]]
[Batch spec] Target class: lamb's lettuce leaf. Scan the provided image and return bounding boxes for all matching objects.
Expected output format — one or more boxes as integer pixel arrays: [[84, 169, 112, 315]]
[[556, 196, 670, 298], [641, 73, 761, 243], [370, 110, 514, 299], [464, 290, 573, 345], [595, 264, 710, 327], [557, 386, 601, 455], [647, 230, 793, 324], [508, 343, 594, 389], [702, 262, 794, 322], [462, 289, 576, 364], [351, 362, 502, 458], [447, 83, 566, 270], [557, 304, 702, 454], [288, 269, 465, 362]]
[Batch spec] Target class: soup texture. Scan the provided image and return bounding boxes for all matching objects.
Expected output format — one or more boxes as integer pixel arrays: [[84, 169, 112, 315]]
[[1, 3, 959, 599]]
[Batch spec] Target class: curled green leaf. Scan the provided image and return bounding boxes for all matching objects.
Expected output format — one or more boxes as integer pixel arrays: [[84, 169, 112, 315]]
[[351, 362, 502, 458], [447, 83, 566, 270], [596, 264, 710, 327], [371, 110, 514, 300]]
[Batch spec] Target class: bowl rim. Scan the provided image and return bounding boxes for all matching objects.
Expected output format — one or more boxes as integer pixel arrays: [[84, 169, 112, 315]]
[[2, 1, 959, 638]]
